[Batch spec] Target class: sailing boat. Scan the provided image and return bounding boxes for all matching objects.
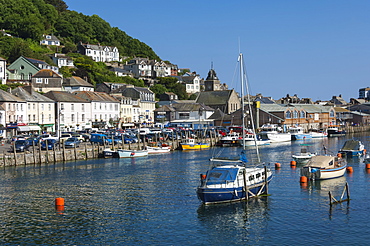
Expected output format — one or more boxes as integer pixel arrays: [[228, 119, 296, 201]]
[[196, 52, 273, 205]]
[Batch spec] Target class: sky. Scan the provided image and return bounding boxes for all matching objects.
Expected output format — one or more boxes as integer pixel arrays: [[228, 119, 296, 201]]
[[66, 0, 370, 102]]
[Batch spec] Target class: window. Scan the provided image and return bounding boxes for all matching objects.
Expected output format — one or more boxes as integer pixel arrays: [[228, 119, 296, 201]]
[[36, 78, 42, 83], [293, 110, 298, 119], [41, 104, 44, 110], [330, 110, 335, 118], [61, 103, 64, 110], [71, 114, 75, 122], [33, 103, 35, 110], [28, 104, 30, 110], [28, 115, 31, 121], [44, 79, 48, 84], [71, 104, 74, 111], [82, 114, 85, 121], [300, 111, 305, 118], [49, 114, 51, 121], [33, 115, 36, 121], [82, 104, 85, 111], [286, 111, 291, 119], [48, 104, 51, 111]]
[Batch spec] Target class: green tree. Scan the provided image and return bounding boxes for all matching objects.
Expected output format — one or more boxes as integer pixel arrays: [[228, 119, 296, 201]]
[[150, 84, 167, 99]]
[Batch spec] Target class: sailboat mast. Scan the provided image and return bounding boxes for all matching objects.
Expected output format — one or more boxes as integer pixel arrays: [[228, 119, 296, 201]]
[[239, 52, 261, 163]]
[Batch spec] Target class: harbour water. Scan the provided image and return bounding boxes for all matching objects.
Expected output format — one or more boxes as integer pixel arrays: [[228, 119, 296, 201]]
[[1, 134, 370, 245]]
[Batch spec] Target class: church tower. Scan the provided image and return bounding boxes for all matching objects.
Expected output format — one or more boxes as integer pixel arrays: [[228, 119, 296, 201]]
[[204, 63, 221, 91]]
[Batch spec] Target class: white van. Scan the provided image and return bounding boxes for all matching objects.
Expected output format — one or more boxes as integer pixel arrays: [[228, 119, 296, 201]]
[[139, 128, 151, 135]]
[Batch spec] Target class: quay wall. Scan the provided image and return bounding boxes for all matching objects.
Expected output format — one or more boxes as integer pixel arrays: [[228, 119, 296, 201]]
[[0, 133, 220, 167]]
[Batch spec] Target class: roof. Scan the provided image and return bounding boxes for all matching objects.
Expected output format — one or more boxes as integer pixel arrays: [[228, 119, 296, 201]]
[[73, 91, 119, 103], [334, 107, 350, 113], [43, 91, 87, 103], [33, 69, 62, 78], [11, 87, 54, 102], [25, 57, 48, 65], [171, 103, 214, 112], [0, 89, 25, 102], [306, 155, 336, 168], [196, 90, 233, 105], [288, 104, 333, 113], [63, 76, 94, 87]]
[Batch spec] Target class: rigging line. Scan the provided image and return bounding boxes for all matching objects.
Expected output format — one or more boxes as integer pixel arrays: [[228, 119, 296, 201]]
[[240, 52, 261, 164]]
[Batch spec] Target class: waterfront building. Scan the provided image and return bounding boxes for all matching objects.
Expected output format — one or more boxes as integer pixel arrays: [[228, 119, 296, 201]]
[[11, 86, 55, 133], [63, 76, 94, 93], [196, 89, 240, 114], [44, 91, 92, 133], [31, 69, 63, 93]]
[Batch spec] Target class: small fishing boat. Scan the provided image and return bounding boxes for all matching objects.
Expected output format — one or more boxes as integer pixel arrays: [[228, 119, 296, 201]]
[[338, 139, 365, 157], [309, 129, 327, 138], [181, 138, 210, 150], [218, 132, 241, 146], [258, 124, 291, 142], [292, 147, 316, 164], [239, 133, 271, 146], [146, 146, 171, 154], [117, 149, 148, 158], [327, 126, 346, 137], [289, 126, 312, 140], [300, 155, 347, 180], [103, 148, 118, 158]]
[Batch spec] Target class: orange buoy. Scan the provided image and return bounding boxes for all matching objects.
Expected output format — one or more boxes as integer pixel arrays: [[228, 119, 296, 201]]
[[337, 153, 342, 158], [55, 197, 65, 206], [290, 160, 296, 167], [201, 174, 207, 180], [346, 167, 353, 173], [300, 176, 308, 183], [364, 149, 367, 155], [366, 164, 370, 169], [275, 163, 281, 168]]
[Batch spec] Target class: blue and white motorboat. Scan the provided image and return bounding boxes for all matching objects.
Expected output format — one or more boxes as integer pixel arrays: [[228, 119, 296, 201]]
[[289, 126, 312, 140], [196, 52, 273, 205], [339, 140, 365, 157]]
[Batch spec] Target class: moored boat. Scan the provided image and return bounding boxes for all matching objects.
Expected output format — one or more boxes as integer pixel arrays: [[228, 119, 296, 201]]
[[300, 155, 347, 180], [258, 124, 291, 143], [309, 129, 327, 138], [103, 148, 118, 158], [218, 132, 241, 146], [196, 52, 273, 205], [181, 138, 210, 150], [327, 126, 346, 137], [292, 147, 316, 164], [146, 146, 171, 154], [117, 149, 148, 158], [289, 126, 312, 140], [339, 139, 365, 157]]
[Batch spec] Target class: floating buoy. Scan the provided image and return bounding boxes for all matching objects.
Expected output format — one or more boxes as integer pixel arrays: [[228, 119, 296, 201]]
[[364, 149, 367, 155], [300, 176, 308, 183], [366, 164, 370, 169], [201, 174, 207, 180], [346, 167, 353, 173], [290, 161, 296, 167], [55, 197, 65, 206], [337, 153, 342, 158], [275, 163, 281, 168]]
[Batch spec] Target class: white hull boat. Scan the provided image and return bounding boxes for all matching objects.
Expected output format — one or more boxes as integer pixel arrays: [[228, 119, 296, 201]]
[[117, 149, 148, 158], [300, 155, 347, 180], [146, 146, 171, 154]]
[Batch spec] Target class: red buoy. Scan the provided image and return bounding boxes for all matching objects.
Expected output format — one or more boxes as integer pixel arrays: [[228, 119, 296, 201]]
[[346, 167, 353, 173], [290, 161, 296, 167], [55, 197, 65, 206], [275, 163, 281, 168], [300, 176, 308, 183]]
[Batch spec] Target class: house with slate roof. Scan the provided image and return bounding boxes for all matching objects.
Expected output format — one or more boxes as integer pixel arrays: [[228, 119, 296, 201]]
[[51, 53, 74, 68], [7, 56, 40, 81], [96, 82, 127, 94], [196, 89, 240, 114], [330, 95, 348, 106], [11, 86, 55, 133], [77, 42, 120, 62], [120, 85, 155, 124], [31, 69, 63, 93], [0, 89, 27, 138], [44, 91, 92, 133], [154, 103, 214, 129], [74, 91, 120, 129], [171, 74, 201, 94], [63, 76, 94, 93], [40, 34, 61, 46]]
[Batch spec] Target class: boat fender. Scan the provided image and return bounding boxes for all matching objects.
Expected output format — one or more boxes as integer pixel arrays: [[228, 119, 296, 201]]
[[200, 174, 206, 180]]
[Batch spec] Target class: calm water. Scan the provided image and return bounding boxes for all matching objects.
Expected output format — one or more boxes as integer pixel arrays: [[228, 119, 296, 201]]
[[1, 134, 370, 245]]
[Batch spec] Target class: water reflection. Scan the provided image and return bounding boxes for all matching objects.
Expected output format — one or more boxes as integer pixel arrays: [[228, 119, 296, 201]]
[[197, 198, 270, 244]]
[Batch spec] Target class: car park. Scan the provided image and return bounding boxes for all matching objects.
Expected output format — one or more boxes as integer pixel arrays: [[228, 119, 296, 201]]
[[90, 133, 112, 145]]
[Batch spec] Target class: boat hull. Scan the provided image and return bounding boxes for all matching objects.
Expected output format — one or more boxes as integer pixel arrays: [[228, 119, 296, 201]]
[[301, 165, 346, 180], [117, 149, 148, 158], [291, 134, 312, 140], [181, 143, 210, 150], [197, 177, 272, 204], [146, 146, 171, 154]]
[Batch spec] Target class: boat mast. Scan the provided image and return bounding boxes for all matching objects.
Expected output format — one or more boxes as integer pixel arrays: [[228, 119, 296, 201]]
[[239, 52, 261, 163]]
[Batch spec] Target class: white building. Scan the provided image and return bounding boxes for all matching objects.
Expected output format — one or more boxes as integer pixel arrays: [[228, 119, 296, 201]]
[[44, 91, 92, 133], [77, 42, 120, 62], [74, 91, 120, 129], [0, 57, 6, 85]]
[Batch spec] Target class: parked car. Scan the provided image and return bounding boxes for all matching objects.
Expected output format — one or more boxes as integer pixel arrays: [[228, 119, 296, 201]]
[[90, 133, 112, 145], [60, 134, 72, 143], [41, 139, 58, 150], [12, 140, 30, 152], [71, 133, 85, 142], [64, 137, 80, 148], [27, 137, 40, 145]]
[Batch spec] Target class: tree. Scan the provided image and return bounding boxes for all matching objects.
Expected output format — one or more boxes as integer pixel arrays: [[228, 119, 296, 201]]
[[150, 84, 167, 99]]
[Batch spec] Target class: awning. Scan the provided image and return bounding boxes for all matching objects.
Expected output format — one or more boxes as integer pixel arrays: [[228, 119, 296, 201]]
[[17, 125, 41, 132]]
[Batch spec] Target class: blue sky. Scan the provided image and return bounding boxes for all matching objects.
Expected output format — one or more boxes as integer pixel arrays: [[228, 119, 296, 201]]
[[66, 0, 370, 102]]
